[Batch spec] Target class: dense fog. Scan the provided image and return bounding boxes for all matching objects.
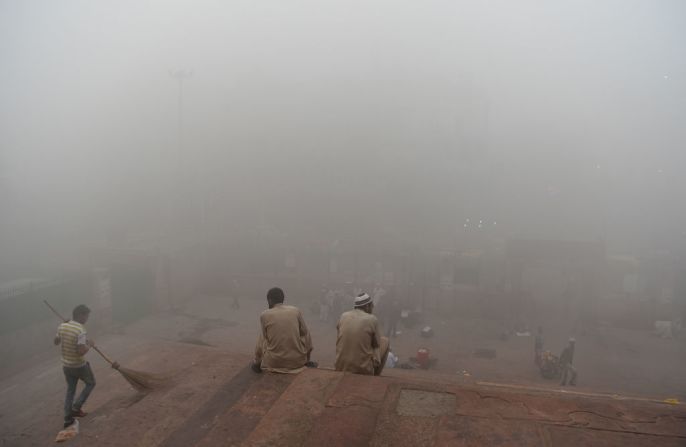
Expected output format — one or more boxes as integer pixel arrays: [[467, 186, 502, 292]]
[[2, 0, 685, 280], [2, 5, 686, 445]]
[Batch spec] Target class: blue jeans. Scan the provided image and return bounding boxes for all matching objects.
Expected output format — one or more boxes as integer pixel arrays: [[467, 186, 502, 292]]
[[63, 362, 96, 423]]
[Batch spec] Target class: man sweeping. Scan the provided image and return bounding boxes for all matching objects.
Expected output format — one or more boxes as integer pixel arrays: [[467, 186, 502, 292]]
[[53, 304, 96, 428], [251, 287, 316, 373], [335, 292, 390, 375]]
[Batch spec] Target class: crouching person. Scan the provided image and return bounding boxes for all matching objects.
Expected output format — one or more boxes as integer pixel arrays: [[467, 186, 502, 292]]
[[335, 292, 390, 376], [252, 287, 316, 374]]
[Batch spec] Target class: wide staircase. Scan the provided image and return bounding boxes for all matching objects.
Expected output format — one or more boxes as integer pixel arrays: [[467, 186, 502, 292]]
[[70, 357, 686, 447]]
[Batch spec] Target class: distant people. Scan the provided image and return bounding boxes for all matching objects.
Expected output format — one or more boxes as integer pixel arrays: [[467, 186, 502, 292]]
[[386, 297, 401, 338], [319, 286, 332, 322], [534, 326, 543, 366], [331, 289, 343, 325], [326, 288, 335, 317], [372, 283, 386, 306], [559, 338, 577, 386], [319, 286, 329, 321], [231, 279, 241, 310], [335, 292, 390, 376], [54, 305, 97, 428], [252, 287, 315, 374]]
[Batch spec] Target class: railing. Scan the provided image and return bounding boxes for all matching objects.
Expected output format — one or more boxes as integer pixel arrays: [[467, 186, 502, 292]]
[[0, 276, 77, 301], [0, 273, 93, 335]]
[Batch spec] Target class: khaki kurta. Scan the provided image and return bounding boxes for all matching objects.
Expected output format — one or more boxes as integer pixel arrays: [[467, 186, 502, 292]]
[[335, 309, 389, 375], [255, 304, 313, 374]]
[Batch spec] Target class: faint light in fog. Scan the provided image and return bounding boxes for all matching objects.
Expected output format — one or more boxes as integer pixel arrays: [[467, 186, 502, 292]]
[[463, 224, 468, 228], [493, 221, 497, 225], [663, 75, 669, 80], [595, 164, 601, 169]]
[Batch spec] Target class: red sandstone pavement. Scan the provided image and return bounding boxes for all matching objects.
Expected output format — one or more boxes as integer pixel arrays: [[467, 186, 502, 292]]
[[79, 363, 686, 446], [1, 338, 685, 447], [2, 294, 686, 446]]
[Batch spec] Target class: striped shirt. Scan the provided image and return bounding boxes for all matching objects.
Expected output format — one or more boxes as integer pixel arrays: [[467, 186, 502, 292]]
[[57, 321, 88, 368]]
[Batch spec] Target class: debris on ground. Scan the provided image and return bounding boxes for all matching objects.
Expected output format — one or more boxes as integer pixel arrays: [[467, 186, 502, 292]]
[[420, 326, 434, 338], [55, 420, 78, 443]]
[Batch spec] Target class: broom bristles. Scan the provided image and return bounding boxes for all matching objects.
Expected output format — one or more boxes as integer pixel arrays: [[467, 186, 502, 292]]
[[116, 367, 170, 392]]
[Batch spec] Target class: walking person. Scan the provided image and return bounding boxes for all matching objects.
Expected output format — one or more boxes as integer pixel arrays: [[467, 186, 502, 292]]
[[559, 338, 577, 386], [54, 305, 97, 428], [534, 326, 543, 366], [231, 278, 241, 310], [372, 283, 386, 307], [331, 289, 344, 326], [386, 298, 401, 338], [319, 286, 331, 322]]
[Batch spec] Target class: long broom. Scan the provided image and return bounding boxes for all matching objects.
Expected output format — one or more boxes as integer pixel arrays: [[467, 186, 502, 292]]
[[44, 300, 169, 392]]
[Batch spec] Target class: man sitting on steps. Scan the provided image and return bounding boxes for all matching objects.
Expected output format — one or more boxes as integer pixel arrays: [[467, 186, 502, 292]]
[[335, 292, 390, 376], [252, 287, 316, 374]]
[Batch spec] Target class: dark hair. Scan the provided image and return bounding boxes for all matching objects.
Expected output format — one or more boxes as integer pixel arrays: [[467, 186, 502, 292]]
[[72, 304, 91, 319], [267, 287, 285, 304]]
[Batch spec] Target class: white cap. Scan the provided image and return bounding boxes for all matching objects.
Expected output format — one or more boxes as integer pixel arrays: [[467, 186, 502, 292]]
[[354, 293, 372, 308]]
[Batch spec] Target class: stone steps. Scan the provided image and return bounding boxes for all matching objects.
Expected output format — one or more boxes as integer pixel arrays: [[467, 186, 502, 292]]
[[72, 357, 686, 447]]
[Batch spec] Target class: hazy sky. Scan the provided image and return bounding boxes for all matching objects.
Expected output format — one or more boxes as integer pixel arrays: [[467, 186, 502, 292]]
[[1, 0, 685, 276]]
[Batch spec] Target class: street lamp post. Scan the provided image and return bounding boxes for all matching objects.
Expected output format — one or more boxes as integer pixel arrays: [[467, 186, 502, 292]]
[[169, 69, 193, 171], [168, 69, 194, 235]]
